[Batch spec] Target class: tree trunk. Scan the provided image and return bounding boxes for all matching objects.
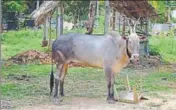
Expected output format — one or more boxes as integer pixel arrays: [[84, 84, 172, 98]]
[[85, 1, 96, 35]]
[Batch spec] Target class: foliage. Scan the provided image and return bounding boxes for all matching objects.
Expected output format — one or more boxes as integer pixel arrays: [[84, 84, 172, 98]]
[[63, 1, 90, 23], [149, 1, 167, 23], [3, 1, 27, 13], [149, 29, 176, 63]]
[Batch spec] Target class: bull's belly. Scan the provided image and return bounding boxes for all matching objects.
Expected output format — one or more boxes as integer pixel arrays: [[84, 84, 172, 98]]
[[70, 59, 103, 68]]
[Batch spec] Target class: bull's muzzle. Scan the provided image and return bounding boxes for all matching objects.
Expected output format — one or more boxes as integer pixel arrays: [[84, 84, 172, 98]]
[[130, 54, 139, 64]]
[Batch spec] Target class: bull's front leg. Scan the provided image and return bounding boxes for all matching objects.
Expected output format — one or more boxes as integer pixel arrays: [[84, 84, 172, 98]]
[[59, 64, 68, 96], [54, 63, 63, 98], [104, 67, 117, 103]]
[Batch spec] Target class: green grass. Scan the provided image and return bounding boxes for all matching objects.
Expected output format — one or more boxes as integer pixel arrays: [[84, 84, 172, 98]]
[[1, 64, 176, 100], [149, 32, 176, 63], [1, 29, 44, 59]]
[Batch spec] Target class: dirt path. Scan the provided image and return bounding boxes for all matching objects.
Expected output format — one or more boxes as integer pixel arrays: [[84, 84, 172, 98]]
[[15, 93, 176, 110]]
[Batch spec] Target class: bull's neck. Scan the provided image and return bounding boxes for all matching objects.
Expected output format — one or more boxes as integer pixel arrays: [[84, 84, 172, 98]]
[[119, 38, 131, 60], [125, 39, 132, 59]]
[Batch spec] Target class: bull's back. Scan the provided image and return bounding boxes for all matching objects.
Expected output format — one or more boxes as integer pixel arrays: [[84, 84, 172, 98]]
[[72, 34, 106, 67], [53, 33, 106, 68]]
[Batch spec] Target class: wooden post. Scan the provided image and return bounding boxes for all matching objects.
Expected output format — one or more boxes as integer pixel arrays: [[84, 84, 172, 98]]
[[37, 0, 40, 9], [59, 2, 63, 35], [112, 9, 116, 31], [140, 18, 143, 30], [56, 2, 64, 37], [168, 6, 171, 23], [56, 6, 59, 37], [41, 1, 48, 47], [48, 16, 52, 49], [104, 0, 110, 34], [122, 17, 126, 36], [119, 17, 121, 34], [42, 17, 48, 47], [0, 0, 2, 109], [0, 0, 1, 34], [95, 0, 99, 27], [35, 0, 40, 30], [144, 16, 149, 57]]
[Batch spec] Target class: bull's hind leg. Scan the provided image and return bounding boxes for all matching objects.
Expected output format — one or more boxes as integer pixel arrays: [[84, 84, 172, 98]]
[[54, 63, 63, 98], [59, 64, 68, 96], [104, 67, 116, 103]]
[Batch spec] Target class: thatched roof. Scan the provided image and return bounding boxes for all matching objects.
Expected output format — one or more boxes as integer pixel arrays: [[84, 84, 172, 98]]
[[31, 1, 157, 26], [31, 1, 60, 26], [110, 0, 158, 19]]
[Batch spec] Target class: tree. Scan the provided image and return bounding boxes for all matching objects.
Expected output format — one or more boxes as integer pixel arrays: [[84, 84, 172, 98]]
[[85, 1, 96, 34], [2, 1, 27, 13], [149, 1, 167, 23], [63, 1, 90, 23]]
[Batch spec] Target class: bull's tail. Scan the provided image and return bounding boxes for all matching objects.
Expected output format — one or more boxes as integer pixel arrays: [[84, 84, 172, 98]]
[[50, 52, 54, 96]]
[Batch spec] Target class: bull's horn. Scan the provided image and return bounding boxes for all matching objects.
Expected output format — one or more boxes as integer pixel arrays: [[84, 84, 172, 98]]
[[128, 20, 133, 34], [133, 16, 141, 33]]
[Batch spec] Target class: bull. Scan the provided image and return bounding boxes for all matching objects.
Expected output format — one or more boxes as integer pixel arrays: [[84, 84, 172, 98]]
[[50, 18, 141, 103]]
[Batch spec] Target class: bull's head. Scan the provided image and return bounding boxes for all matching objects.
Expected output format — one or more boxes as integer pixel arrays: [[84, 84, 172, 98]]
[[125, 17, 141, 63]]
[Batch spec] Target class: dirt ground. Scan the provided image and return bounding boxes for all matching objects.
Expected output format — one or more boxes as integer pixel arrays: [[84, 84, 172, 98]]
[[13, 93, 176, 110]]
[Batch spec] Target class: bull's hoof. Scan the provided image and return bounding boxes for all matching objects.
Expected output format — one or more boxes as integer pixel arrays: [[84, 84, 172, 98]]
[[53, 96, 63, 102], [60, 93, 64, 97], [107, 97, 118, 104], [53, 94, 58, 98]]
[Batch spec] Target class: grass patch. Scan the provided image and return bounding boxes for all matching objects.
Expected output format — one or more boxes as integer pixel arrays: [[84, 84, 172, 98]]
[[2, 64, 51, 77], [1, 29, 45, 59], [2, 64, 176, 100], [149, 33, 176, 63]]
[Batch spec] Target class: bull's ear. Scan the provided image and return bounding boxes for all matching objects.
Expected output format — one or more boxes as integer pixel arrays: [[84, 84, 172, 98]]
[[122, 36, 128, 40], [139, 36, 146, 39]]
